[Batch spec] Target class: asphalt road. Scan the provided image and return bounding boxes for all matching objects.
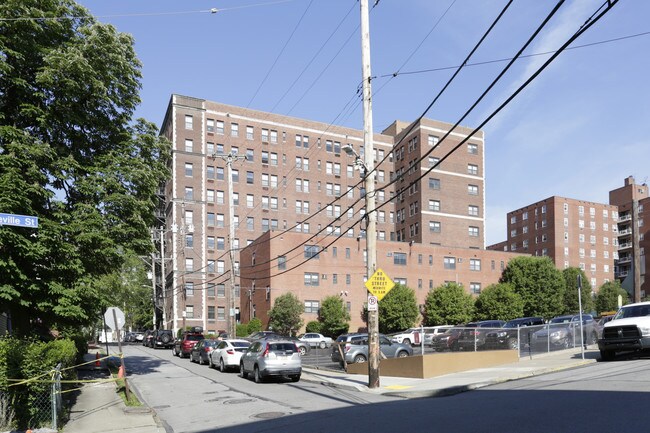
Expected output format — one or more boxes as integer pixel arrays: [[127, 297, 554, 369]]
[[118, 344, 650, 433]]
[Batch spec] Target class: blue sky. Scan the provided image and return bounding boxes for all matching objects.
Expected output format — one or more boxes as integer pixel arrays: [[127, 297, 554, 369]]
[[76, 0, 649, 245]]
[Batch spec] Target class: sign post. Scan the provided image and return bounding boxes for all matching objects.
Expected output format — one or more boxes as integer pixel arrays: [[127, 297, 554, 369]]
[[104, 307, 130, 400]]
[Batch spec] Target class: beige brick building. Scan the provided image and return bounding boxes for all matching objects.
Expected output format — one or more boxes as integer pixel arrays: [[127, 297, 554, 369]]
[[158, 94, 511, 334]]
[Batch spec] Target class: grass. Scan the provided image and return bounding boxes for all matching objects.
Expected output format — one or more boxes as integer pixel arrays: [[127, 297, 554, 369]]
[[107, 359, 142, 407]]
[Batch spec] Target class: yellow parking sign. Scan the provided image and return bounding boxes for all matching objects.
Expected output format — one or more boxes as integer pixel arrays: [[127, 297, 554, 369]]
[[364, 268, 395, 301]]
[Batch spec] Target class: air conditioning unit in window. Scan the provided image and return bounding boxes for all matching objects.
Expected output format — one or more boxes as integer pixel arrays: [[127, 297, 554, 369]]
[[186, 224, 194, 233]]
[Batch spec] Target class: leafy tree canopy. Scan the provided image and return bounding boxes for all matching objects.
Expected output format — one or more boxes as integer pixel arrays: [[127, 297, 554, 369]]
[[473, 283, 523, 321], [378, 283, 419, 334], [500, 256, 565, 319], [562, 267, 595, 314], [595, 280, 629, 314], [423, 282, 474, 326], [268, 293, 304, 336], [0, 0, 170, 335], [318, 295, 350, 337]]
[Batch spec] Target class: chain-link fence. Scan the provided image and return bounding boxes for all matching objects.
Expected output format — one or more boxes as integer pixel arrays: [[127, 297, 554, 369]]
[[1, 363, 63, 431]]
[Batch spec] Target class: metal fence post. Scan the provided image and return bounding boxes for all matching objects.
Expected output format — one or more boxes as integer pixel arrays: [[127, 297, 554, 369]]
[[51, 363, 61, 430]]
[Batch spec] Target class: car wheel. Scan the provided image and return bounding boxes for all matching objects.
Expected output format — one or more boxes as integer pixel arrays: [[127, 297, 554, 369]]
[[299, 346, 306, 356], [239, 362, 247, 379], [600, 349, 615, 362], [290, 374, 300, 383], [198, 355, 204, 365], [561, 336, 571, 349], [353, 354, 367, 363], [319, 341, 327, 349], [220, 358, 226, 373], [403, 339, 411, 347], [397, 351, 408, 358], [507, 338, 519, 350], [254, 366, 263, 383]]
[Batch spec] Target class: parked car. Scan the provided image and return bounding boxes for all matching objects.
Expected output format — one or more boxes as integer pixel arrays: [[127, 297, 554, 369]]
[[428, 327, 463, 351], [531, 314, 598, 350], [172, 327, 205, 358], [210, 339, 251, 371], [331, 333, 412, 366], [245, 331, 278, 341], [390, 328, 425, 346], [421, 326, 454, 347], [239, 338, 302, 383], [151, 329, 175, 349], [189, 339, 219, 365], [457, 320, 505, 351], [299, 333, 333, 349], [271, 335, 311, 356], [484, 317, 545, 350]]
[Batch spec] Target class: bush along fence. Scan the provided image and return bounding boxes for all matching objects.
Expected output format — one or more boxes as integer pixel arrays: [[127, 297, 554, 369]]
[[0, 337, 77, 431]]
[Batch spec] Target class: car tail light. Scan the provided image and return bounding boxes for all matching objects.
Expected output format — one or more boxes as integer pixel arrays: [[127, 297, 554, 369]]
[[344, 343, 351, 353], [261, 343, 270, 358], [226, 349, 235, 355]]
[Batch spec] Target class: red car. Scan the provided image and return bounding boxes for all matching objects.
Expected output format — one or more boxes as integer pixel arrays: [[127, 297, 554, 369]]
[[172, 329, 205, 358]]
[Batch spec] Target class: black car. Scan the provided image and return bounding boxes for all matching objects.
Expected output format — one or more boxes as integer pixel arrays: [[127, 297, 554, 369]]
[[151, 329, 174, 349], [484, 317, 545, 350], [457, 320, 506, 351]]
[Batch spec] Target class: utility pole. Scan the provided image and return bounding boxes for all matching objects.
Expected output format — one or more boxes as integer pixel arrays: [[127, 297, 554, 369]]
[[217, 151, 246, 338], [160, 228, 167, 329], [359, 0, 379, 389]]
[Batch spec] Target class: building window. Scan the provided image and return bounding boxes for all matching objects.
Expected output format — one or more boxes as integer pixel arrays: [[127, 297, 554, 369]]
[[278, 256, 286, 270], [394, 252, 407, 265], [467, 164, 478, 175], [429, 221, 441, 233], [428, 135, 439, 146], [247, 171, 254, 184], [217, 284, 225, 297], [185, 115, 193, 130], [185, 234, 193, 248], [184, 139, 193, 152], [207, 306, 215, 320], [185, 163, 193, 177], [429, 200, 440, 212], [304, 245, 320, 259], [469, 226, 479, 237], [185, 282, 194, 297], [184, 187, 193, 200], [304, 300, 320, 314], [444, 257, 456, 270], [469, 259, 481, 271], [216, 120, 225, 134], [217, 307, 225, 320], [246, 125, 254, 140], [207, 283, 215, 297], [185, 305, 194, 319], [467, 143, 478, 154], [470, 283, 481, 294], [468, 184, 479, 195], [468, 205, 479, 216], [304, 272, 319, 286], [429, 178, 440, 190]]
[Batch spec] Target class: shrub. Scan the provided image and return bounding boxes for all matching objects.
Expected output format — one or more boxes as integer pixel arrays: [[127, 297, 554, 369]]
[[247, 318, 263, 334], [305, 321, 322, 333], [235, 323, 249, 337]]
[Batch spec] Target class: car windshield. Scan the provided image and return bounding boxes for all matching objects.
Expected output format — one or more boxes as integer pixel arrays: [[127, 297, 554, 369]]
[[187, 335, 204, 341], [614, 305, 650, 320], [550, 317, 572, 324], [232, 341, 250, 348]]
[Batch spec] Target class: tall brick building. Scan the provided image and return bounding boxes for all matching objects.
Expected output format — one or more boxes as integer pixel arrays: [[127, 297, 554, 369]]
[[158, 94, 517, 334]]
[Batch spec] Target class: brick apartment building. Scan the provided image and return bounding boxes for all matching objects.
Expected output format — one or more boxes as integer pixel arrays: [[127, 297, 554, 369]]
[[488, 176, 649, 301], [609, 176, 649, 301], [158, 94, 517, 334]]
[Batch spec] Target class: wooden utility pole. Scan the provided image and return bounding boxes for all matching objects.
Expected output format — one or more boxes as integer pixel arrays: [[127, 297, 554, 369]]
[[359, 0, 379, 389]]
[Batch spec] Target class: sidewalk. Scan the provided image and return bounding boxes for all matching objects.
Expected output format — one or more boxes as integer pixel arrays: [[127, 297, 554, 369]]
[[63, 348, 166, 433], [61, 347, 599, 433]]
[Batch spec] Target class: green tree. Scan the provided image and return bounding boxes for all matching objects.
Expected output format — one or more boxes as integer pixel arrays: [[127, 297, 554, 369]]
[[0, 0, 170, 335], [473, 283, 523, 321], [247, 317, 263, 334], [268, 293, 303, 336], [378, 284, 419, 334], [423, 283, 474, 326], [500, 256, 565, 319], [318, 296, 350, 337], [562, 267, 595, 314], [96, 251, 153, 331], [595, 280, 629, 314]]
